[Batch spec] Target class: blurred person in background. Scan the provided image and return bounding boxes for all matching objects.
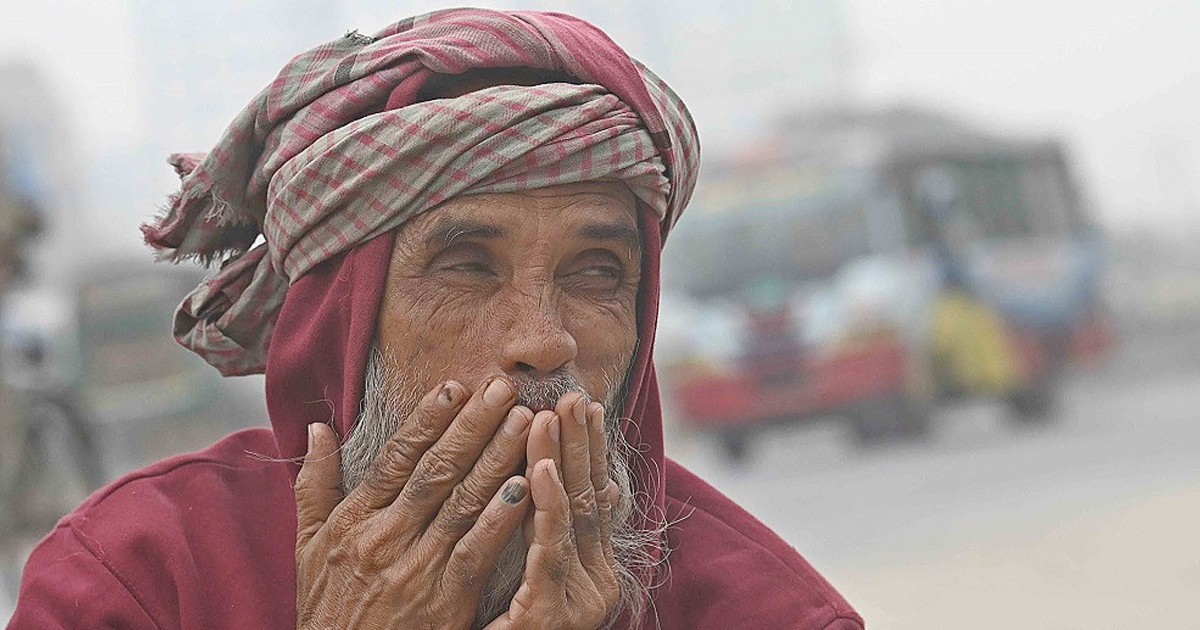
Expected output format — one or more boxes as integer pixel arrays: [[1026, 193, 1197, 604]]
[[0, 198, 38, 296], [7, 9, 862, 630]]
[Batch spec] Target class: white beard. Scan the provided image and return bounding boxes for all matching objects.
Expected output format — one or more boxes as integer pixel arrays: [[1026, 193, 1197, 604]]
[[340, 349, 664, 629]]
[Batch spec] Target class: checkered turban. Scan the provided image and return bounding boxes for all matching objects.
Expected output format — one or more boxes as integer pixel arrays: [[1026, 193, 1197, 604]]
[[143, 9, 699, 376]]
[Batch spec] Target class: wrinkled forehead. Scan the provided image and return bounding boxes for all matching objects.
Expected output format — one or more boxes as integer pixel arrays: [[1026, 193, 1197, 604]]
[[394, 180, 642, 251]]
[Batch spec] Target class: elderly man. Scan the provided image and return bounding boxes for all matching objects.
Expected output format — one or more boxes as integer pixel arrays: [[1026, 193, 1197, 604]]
[[9, 10, 862, 630]]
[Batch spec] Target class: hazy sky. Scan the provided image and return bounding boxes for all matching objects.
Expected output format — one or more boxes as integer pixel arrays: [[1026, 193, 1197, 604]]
[[1, 0, 1197, 235]]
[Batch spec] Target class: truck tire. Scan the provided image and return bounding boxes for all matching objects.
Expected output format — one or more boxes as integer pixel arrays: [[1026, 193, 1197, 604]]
[[1008, 374, 1059, 425], [852, 395, 933, 446]]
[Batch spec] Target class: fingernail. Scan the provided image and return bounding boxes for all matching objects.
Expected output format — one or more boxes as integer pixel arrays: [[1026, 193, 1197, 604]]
[[545, 459, 559, 482], [483, 378, 513, 407], [501, 480, 527, 505], [439, 381, 461, 407], [548, 415, 560, 444], [588, 402, 605, 432], [503, 407, 530, 437], [573, 397, 588, 426], [307, 423, 317, 451]]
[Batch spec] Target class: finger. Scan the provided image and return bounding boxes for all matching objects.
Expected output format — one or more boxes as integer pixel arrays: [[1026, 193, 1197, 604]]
[[444, 476, 530, 593], [555, 394, 603, 558], [587, 402, 619, 572], [523, 411, 561, 545], [349, 380, 467, 513], [526, 458, 574, 597], [394, 377, 516, 521], [598, 481, 620, 572], [426, 405, 532, 545], [295, 422, 342, 552], [498, 459, 610, 630], [587, 402, 611, 493]]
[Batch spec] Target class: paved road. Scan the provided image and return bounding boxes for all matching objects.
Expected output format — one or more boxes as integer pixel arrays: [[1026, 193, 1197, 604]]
[[668, 324, 1200, 629]]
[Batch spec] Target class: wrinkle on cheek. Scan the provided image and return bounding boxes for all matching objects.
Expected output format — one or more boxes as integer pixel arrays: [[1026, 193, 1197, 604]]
[[382, 278, 482, 352]]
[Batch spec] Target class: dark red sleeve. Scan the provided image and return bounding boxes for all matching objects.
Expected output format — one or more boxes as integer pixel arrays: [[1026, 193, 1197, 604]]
[[7, 524, 158, 630], [653, 459, 864, 630]]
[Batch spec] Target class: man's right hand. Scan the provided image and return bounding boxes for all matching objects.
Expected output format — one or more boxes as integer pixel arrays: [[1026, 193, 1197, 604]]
[[293, 377, 533, 630]]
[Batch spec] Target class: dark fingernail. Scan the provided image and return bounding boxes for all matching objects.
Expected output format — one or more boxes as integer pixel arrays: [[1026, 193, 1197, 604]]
[[439, 381, 462, 407], [483, 378, 513, 407], [501, 480, 527, 505], [503, 407, 530, 437]]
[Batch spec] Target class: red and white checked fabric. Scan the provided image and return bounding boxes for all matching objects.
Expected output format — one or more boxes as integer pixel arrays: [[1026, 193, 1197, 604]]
[[142, 9, 699, 376]]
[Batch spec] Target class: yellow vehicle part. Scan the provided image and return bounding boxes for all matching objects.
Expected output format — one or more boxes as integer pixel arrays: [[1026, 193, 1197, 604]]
[[931, 290, 1022, 394]]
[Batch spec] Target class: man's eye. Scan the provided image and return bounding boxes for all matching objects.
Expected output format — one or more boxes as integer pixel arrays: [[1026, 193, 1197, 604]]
[[563, 254, 625, 293], [443, 261, 492, 273], [578, 265, 621, 279]]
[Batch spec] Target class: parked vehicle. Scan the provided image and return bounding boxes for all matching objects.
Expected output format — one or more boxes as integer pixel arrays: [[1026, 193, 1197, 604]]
[[658, 107, 1113, 460]]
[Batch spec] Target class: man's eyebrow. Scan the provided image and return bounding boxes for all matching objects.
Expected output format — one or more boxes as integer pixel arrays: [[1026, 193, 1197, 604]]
[[579, 222, 641, 255], [424, 219, 503, 248]]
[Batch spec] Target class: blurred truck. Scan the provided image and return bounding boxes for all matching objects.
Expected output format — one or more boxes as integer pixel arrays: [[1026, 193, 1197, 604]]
[[658, 107, 1113, 460]]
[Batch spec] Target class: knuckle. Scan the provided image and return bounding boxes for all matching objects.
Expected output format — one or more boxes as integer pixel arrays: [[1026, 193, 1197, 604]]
[[471, 507, 503, 540], [447, 540, 483, 585], [568, 490, 602, 534], [448, 481, 493, 519], [475, 444, 517, 479], [552, 525, 576, 557], [292, 483, 316, 510], [406, 449, 459, 499], [292, 469, 311, 494], [379, 438, 421, 475], [595, 493, 613, 520], [436, 485, 491, 536], [324, 507, 358, 540]]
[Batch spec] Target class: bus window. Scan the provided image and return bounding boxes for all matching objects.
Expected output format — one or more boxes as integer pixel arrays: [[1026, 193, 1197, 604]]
[[1018, 157, 1075, 237], [663, 167, 874, 298]]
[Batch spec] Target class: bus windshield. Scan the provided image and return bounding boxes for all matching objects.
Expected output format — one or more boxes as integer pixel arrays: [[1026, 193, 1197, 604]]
[[662, 162, 876, 299]]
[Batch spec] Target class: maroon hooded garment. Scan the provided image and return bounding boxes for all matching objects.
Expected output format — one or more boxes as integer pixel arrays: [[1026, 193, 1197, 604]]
[[8, 11, 863, 630]]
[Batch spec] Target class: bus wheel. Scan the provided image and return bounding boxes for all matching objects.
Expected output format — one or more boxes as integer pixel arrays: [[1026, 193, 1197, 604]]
[[1008, 375, 1060, 424], [852, 396, 933, 446], [717, 429, 754, 465]]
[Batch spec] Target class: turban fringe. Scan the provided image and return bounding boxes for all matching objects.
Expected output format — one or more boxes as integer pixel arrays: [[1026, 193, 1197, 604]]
[[143, 9, 699, 376]]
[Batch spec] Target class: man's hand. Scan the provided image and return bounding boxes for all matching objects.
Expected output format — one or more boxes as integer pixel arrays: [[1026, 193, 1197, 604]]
[[484, 394, 622, 630], [293, 377, 534, 630]]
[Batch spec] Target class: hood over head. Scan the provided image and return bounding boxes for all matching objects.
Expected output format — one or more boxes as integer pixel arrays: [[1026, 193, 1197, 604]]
[[144, 8, 699, 622]]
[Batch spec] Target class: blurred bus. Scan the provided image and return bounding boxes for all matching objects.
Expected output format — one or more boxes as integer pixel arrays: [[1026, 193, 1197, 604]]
[[659, 107, 1113, 460]]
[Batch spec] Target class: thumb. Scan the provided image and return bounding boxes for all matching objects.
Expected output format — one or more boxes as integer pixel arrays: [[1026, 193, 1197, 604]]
[[294, 422, 343, 551]]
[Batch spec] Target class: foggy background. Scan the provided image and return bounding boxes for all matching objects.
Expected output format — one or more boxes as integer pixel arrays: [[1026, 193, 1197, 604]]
[[2, 1, 1198, 627]]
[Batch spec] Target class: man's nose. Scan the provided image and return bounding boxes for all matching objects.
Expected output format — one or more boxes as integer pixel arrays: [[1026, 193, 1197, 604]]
[[499, 296, 578, 378]]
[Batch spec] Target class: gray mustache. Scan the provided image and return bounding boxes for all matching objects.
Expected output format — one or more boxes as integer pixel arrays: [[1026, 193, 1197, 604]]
[[512, 370, 588, 412]]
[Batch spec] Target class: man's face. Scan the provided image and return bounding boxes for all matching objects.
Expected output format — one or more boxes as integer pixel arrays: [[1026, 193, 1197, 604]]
[[376, 180, 642, 409]]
